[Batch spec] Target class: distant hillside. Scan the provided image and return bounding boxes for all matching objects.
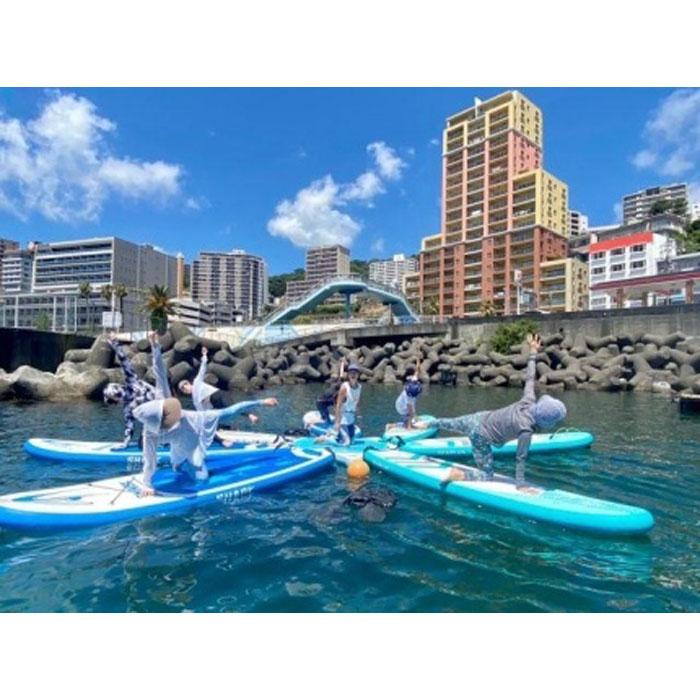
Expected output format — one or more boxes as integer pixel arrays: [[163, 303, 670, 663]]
[[268, 268, 304, 298], [270, 258, 394, 298]]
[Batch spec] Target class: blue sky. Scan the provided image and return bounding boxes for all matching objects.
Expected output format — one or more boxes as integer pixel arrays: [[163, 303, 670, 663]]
[[0, 88, 698, 274]]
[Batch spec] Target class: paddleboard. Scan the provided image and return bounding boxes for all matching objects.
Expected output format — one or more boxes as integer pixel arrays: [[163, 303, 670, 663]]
[[303, 412, 436, 442], [395, 430, 595, 458], [0, 446, 333, 531], [24, 433, 290, 466], [362, 449, 654, 535], [295, 430, 594, 464]]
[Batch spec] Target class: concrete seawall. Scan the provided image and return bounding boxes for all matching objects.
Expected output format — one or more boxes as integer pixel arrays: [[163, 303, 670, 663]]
[[0, 328, 94, 373], [251, 305, 700, 349], [448, 303, 700, 346]]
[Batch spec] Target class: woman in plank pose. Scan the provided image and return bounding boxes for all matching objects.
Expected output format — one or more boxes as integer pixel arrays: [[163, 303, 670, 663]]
[[415, 334, 566, 490], [134, 332, 278, 496]]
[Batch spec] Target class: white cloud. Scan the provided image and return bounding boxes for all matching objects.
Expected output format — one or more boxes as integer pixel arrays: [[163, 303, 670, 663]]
[[429, 138, 440, 147], [371, 237, 385, 254], [184, 195, 209, 211], [341, 171, 384, 203], [268, 140, 408, 249], [368, 141, 406, 181], [631, 149, 656, 169], [632, 89, 700, 179], [0, 92, 183, 222], [267, 175, 360, 248]]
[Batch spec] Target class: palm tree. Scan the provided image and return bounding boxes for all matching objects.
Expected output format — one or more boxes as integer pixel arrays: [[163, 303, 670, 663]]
[[78, 282, 92, 331], [422, 296, 439, 316], [143, 284, 174, 332], [479, 299, 496, 317], [114, 284, 128, 327]]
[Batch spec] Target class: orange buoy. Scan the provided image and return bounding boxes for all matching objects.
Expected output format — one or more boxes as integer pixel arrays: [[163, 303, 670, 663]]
[[347, 458, 370, 480]]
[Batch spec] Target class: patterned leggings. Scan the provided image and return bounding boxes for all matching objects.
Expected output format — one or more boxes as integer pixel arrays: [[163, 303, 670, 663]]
[[461, 412, 494, 477]]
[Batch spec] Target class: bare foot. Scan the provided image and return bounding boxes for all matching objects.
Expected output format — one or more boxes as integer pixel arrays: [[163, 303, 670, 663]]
[[141, 486, 155, 497], [445, 467, 466, 482], [222, 439, 234, 448], [516, 484, 542, 495]]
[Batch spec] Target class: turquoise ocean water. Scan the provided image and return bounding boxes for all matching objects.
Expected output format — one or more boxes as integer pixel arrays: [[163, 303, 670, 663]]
[[0, 385, 698, 612]]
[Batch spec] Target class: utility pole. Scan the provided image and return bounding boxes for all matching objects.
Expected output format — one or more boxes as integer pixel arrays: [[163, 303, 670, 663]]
[[513, 269, 522, 316]]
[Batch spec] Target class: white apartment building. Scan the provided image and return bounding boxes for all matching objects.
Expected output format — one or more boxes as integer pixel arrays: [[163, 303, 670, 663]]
[[568, 210, 589, 237], [170, 297, 241, 328], [1, 250, 33, 294], [622, 184, 688, 224], [589, 231, 676, 309], [369, 254, 418, 291]]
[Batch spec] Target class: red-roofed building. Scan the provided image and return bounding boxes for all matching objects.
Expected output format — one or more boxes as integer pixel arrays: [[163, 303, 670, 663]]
[[588, 229, 681, 309]]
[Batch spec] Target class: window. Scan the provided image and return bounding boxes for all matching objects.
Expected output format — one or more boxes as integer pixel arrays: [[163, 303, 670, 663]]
[[592, 267, 605, 275], [611, 248, 624, 256], [611, 263, 624, 272], [592, 252, 605, 260], [631, 260, 646, 269], [631, 244, 645, 253]]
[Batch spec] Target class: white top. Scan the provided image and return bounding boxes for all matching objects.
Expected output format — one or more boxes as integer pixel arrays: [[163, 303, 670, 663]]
[[395, 390, 416, 417], [339, 381, 361, 426]]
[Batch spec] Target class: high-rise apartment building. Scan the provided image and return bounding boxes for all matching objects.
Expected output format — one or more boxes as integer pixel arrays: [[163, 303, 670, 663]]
[[417, 90, 569, 317], [285, 244, 351, 302], [539, 257, 589, 313], [369, 254, 418, 290], [0, 238, 20, 293], [191, 249, 268, 321], [622, 184, 689, 224], [692, 202, 700, 221], [1, 250, 33, 295], [305, 245, 350, 285], [568, 210, 589, 237]]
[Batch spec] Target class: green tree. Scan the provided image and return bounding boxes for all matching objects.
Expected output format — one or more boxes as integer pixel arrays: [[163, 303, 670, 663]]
[[143, 285, 174, 332], [490, 319, 539, 354], [34, 312, 51, 332], [268, 268, 304, 298], [650, 197, 688, 218], [78, 281, 92, 331], [114, 284, 128, 320], [479, 299, 496, 317], [422, 296, 439, 315]]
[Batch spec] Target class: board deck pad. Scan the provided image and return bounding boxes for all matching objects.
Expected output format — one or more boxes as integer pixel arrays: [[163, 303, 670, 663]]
[[24, 433, 290, 465], [0, 446, 333, 531], [362, 449, 654, 535]]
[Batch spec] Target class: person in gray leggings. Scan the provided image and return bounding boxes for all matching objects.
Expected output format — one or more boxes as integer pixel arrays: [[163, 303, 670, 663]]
[[416, 334, 566, 490]]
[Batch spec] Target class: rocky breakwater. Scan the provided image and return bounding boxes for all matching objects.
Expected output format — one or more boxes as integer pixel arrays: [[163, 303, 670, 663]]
[[2, 322, 700, 402]]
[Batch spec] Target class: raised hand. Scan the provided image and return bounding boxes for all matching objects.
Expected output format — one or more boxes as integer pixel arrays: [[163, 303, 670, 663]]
[[148, 331, 157, 346], [201, 346, 208, 358], [526, 333, 542, 353], [248, 413, 259, 424]]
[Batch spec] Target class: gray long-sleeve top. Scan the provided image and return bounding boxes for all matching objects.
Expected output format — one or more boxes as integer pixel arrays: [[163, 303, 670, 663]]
[[431, 353, 537, 481]]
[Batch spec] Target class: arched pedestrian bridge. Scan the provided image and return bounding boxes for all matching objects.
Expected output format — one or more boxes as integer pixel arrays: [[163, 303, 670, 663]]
[[264, 275, 419, 327]]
